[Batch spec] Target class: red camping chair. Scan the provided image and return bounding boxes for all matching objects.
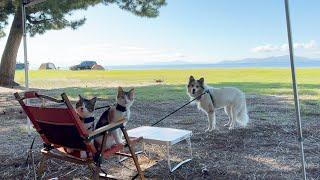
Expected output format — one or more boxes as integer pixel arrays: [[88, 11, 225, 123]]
[[14, 91, 144, 179]]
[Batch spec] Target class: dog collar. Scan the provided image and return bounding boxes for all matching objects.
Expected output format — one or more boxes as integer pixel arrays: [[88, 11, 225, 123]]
[[80, 117, 95, 123], [116, 104, 127, 112]]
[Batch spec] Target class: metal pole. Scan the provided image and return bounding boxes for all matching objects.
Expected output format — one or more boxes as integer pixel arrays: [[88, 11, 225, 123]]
[[22, 0, 31, 136], [284, 0, 307, 179]]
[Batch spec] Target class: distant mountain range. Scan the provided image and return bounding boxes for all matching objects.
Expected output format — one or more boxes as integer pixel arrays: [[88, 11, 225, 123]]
[[108, 55, 320, 70]]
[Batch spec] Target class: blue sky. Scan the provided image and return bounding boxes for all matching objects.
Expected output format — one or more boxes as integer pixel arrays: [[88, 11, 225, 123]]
[[0, 0, 319, 68]]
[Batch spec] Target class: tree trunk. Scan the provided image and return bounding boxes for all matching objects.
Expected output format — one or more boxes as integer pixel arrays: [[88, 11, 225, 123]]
[[0, 6, 23, 87]]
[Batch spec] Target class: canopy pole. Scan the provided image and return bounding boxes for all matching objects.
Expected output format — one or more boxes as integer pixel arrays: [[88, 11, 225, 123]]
[[284, 0, 307, 179], [22, 0, 31, 136]]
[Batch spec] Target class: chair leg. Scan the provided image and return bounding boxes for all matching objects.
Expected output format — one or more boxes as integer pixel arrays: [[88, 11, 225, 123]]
[[37, 155, 47, 179], [30, 150, 37, 179], [88, 162, 102, 180], [121, 127, 145, 180]]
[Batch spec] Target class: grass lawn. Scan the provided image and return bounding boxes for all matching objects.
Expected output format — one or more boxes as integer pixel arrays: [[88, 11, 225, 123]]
[[14, 68, 320, 101]]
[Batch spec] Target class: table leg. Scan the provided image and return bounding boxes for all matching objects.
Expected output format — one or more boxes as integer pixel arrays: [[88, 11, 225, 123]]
[[166, 137, 193, 173], [166, 145, 172, 171], [144, 142, 152, 158], [142, 141, 145, 152], [186, 137, 193, 158], [118, 141, 144, 163]]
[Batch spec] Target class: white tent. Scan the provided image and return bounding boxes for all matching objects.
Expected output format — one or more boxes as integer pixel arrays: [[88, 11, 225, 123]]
[[21, 0, 307, 178]]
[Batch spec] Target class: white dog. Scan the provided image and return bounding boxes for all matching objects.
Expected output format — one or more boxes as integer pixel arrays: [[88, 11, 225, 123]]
[[187, 76, 249, 131]]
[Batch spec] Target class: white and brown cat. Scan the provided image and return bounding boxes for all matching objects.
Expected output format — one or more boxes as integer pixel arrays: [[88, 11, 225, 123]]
[[95, 87, 135, 149]]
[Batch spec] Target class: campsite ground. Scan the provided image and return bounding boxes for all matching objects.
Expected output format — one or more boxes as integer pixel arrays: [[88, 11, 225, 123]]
[[1, 68, 320, 179]]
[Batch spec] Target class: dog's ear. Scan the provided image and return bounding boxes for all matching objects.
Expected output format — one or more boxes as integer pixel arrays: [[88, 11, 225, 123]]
[[189, 75, 195, 82], [199, 77, 204, 85]]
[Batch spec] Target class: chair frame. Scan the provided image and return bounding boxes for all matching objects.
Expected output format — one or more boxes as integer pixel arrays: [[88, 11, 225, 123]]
[[14, 91, 144, 180]]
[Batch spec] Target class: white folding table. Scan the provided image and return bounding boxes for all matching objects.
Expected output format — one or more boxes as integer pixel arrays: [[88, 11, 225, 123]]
[[128, 126, 192, 172]]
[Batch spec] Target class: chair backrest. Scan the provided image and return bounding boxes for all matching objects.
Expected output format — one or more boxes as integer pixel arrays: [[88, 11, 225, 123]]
[[14, 91, 96, 153]]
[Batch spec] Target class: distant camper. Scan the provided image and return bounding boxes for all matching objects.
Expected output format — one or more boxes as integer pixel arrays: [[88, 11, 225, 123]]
[[70, 61, 102, 70], [39, 63, 56, 70], [16, 63, 25, 70]]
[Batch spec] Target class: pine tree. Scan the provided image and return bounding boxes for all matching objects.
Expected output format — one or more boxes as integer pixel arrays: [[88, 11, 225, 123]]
[[0, 0, 166, 86]]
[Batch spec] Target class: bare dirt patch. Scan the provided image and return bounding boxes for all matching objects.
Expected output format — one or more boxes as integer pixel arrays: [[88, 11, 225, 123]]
[[0, 89, 319, 179]]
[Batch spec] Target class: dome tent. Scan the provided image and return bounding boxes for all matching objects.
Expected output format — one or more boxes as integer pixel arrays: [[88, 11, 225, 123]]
[[38, 62, 56, 70], [91, 64, 105, 70]]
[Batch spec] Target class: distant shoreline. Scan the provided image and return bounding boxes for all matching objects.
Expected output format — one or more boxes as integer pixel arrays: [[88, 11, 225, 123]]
[[26, 55, 320, 70], [23, 66, 320, 71], [107, 65, 320, 70]]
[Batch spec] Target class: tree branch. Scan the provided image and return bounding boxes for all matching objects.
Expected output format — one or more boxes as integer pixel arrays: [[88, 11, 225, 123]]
[[26, 14, 51, 25]]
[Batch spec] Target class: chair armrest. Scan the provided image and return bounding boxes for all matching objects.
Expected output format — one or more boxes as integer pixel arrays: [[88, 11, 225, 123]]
[[87, 119, 126, 141], [18, 91, 64, 103]]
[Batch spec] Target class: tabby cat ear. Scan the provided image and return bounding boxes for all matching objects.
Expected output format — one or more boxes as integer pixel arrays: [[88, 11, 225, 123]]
[[90, 97, 97, 105], [129, 88, 135, 100], [117, 87, 124, 97], [118, 86, 124, 93], [78, 95, 83, 100]]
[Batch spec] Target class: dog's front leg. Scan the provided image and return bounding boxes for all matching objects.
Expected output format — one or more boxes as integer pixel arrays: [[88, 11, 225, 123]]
[[229, 106, 237, 130], [224, 106, 232, 127], [206, 110, 216, 132]]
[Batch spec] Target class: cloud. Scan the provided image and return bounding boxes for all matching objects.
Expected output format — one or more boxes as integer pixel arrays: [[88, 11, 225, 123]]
[[294, 40, 316, 49], [251, 40, 316, 53], [251, 44, 280, 53], [60, 42, 188, 65]]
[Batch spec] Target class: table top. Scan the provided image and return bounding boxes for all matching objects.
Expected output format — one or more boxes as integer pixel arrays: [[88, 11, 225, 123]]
[[128, 126, 192, 145]]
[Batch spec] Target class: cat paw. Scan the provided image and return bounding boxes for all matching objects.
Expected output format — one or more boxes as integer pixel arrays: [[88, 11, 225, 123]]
[[66, 148, 73, 153], [80, 151, 87, 158]]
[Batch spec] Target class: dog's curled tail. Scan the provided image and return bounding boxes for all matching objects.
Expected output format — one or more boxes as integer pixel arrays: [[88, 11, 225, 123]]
[[236, 101, 249, 127]]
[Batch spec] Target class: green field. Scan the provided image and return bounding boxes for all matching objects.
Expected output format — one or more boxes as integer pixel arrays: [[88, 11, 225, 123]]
[[14, 68, 320, 103]]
